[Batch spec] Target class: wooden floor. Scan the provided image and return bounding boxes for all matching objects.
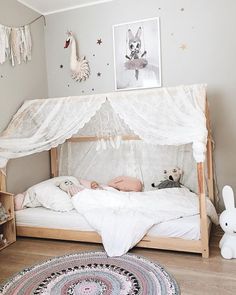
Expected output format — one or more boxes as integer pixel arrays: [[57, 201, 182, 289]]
[[0, 228, 235, 294]]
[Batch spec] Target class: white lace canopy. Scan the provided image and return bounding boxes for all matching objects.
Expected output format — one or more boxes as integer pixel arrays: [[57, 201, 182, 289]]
[[0, 84, 207, 169]]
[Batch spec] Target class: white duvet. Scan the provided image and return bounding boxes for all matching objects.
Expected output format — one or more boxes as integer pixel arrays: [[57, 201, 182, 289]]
[[72, 187, 218, 257]]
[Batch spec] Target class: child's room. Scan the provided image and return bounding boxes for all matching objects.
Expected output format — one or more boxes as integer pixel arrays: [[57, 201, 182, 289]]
[[0, 0, 235, 294]]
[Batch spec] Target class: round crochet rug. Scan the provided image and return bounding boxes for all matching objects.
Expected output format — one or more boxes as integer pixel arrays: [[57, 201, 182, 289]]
[[0, 251, 180, 295]]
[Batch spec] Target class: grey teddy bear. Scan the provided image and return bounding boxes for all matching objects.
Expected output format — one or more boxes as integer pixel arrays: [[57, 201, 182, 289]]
[[152, 167, 183, 190]]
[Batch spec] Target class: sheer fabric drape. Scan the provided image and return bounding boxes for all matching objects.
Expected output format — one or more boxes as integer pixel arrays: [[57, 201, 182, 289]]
[[0, 84, 207, 168]]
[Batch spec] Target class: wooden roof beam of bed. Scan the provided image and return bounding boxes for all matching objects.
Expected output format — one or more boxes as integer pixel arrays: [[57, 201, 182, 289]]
[[66, 135, 141, 143]]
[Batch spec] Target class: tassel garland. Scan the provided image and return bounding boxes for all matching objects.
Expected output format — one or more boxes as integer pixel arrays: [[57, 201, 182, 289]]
[[0, 24, 32, 66]]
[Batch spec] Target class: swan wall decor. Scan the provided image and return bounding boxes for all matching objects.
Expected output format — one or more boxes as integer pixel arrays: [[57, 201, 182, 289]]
[[64, 31, 90, 82]]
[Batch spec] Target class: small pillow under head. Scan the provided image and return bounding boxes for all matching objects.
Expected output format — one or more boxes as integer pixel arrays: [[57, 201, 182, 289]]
[[23, 176, 79, 212]]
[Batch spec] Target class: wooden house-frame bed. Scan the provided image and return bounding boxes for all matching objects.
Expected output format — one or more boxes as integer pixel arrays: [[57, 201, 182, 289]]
[[0, 99, 215, 258]]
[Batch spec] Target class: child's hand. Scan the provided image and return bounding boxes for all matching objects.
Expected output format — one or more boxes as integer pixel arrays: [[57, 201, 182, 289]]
[[91, 181, 104, 190], [91, 181, 99, 189]]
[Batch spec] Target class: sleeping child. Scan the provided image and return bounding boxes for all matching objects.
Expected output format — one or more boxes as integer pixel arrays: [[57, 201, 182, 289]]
[[58, 176, 143, 197]]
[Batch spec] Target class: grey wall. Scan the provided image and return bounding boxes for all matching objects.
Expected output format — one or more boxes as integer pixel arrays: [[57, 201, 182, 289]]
[[0, 0, 50, 193]]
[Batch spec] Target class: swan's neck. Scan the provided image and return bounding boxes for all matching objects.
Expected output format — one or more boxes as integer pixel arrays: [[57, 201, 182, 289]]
[[70, 37, 77, 63]]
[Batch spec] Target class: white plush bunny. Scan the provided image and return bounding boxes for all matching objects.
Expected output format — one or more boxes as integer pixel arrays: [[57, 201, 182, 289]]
[[219, 185, 236, 259]]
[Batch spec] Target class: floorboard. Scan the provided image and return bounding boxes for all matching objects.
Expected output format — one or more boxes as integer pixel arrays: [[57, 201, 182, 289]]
[[0, 227, 235, 294]]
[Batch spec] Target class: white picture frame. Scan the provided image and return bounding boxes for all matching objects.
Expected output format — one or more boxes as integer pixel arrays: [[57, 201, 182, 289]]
[[112, 17, 162, 91]]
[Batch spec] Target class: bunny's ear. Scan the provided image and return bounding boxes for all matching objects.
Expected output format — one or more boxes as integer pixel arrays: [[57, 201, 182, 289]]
[[222, 185, 235, 209], [128, 29, 134, 40], [135, 27, 142, 39]]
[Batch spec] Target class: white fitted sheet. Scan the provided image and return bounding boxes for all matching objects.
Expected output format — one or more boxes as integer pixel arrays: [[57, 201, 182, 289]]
[[15, 207, 210, 240]]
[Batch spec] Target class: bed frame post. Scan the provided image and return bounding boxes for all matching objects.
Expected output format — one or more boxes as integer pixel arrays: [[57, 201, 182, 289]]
[[197, 96, 213, 258], [0, 169, 6, 191], [206, 101, 215, 204], [50, 148, 59, 178], [197, 162, 209, 258], [207, 138, 214, 203]]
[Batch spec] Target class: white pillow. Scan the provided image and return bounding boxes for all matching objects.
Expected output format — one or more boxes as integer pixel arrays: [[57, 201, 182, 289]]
[[22, 176, 79, 212]]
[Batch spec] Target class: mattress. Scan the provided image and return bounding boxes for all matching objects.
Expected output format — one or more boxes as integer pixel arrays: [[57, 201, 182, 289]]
[[15, 207, 210, 240]]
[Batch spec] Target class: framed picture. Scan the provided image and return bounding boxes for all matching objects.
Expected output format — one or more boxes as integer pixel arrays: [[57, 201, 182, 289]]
[[112, 17, 161, 91]]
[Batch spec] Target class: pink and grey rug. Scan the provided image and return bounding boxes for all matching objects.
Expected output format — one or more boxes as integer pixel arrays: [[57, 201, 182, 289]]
[[0, 251, 180, 294]]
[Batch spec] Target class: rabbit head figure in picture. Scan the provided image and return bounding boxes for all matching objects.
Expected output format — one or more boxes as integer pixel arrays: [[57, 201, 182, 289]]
[[125, 27, 147, 61], [219, 185, 236, 259]]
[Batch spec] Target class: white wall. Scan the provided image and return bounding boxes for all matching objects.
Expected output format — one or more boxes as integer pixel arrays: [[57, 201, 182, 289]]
[[0, 0, 50, 193], [44, 0, 236, 207]]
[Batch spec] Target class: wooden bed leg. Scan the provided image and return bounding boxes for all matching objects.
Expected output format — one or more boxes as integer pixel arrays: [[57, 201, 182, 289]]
[[202, 247, 209, 258], [197, 162, 210, 258]]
